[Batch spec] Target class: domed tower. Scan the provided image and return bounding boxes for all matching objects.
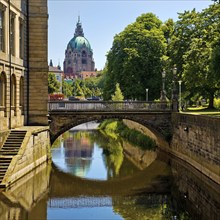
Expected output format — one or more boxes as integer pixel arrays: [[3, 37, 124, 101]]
[[63, 17, 95, 78]]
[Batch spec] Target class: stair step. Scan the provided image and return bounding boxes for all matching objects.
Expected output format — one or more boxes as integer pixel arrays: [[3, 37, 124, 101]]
[[0, 169, 6, 171], [0, 161, 11, 164], [0, 168, 7, 171], [0, 171, 7, 174], [3, 146, 21, 148], [0, 159, 12, 163], [10, 133, 26, 136], [5, 139, 23, 141], [0, 152, 18, 155], [0, 164, 9, 168], [3, 142, 22, 144], [0, 149, 18, 154], [0, 148, 19, 151], [0, 163, 11, 166], [2, 146, 21, 148]]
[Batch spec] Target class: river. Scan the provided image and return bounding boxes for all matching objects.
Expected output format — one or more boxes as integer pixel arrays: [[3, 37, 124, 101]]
[[0, 122, 219, 219]]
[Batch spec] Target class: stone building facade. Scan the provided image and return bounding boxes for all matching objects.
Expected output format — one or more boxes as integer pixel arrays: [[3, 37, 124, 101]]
[[63, 17, 95, 78], [0, 0, 48, 132], [49, 60, 63, 94]]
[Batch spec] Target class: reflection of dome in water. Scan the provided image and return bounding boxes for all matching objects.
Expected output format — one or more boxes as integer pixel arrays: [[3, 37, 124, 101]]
[[74, 167, 88, 178], [63, 133, 94, 178], [65, 158, 91, 177]]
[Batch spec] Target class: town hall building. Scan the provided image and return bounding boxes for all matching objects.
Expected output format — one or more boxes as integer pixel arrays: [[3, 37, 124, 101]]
[[63, 17, 95, 79]]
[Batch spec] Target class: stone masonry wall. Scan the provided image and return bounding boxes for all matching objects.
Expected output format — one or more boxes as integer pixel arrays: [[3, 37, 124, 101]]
[[2, 127, 50, 187], [169, 113, 220, 184], [28, 0, 48, 125]]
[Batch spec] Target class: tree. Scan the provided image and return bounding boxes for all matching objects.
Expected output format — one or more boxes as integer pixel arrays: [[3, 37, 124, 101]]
[[62, 80, 73, 97], [103, 13, 167, 101], [48, 73, 60, 94], [168, 4, 220, 108], [72, 79, 84, 97], [111, 83, 124, 101]]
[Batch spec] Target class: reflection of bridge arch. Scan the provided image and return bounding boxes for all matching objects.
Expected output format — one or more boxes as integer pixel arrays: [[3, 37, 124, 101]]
[[48, 101, 172, 144], [49, 159, 171, 198]]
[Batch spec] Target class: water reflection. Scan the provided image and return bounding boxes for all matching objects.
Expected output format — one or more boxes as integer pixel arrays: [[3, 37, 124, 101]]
[[51, 130, 140, 180], [0, 127, 219, 219], [0, 162, 50, 220]]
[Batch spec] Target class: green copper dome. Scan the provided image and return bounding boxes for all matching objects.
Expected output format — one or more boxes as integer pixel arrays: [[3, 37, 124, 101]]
[[68, 36, 92, 52]]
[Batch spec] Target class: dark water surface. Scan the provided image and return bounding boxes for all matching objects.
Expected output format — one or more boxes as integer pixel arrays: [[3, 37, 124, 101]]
[[0, 125, 219, 220]]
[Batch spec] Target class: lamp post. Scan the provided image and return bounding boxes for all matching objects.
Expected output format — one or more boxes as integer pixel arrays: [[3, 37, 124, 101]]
[[172, 66, 178, 112], [146, 88, 149, 102], [178, 80, 182, 111], [160, 70, 166, 101]]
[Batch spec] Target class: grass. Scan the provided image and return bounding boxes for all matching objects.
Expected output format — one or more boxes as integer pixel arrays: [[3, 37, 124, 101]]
[[182, 106, 220, 117]]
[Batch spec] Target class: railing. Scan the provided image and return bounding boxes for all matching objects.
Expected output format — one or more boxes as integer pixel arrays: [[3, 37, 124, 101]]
[[48, 101, 171, 112]]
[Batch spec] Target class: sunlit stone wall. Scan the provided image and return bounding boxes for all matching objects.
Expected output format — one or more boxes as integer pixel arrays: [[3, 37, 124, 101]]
[[2, 128, 50, 187], [28, 0, 48, 125], [170, 113, 220, 184]]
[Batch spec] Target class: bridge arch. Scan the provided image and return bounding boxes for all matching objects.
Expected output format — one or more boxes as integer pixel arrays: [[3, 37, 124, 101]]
[[49, 111, 172, 145]]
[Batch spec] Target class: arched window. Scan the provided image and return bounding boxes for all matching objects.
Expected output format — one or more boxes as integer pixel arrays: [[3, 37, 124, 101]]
[[0, 72, 6, 116], [82, 51, 87, 64], [10, 74, 16, 115], [19, 76, 24, 114], [82, 51, 87, 57]]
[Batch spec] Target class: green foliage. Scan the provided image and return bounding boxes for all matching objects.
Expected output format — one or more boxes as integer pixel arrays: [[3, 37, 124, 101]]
[[168, 4, 220, 108], [48, 72, 60, 94], [103, 13, 167, 101], [214, 98, 220, 109], [99, 119, 156, 150], [72, 79, 84, 97], [111, 83, 124, 101], [62, 80, 73, 97], [101, 136, 124, 177]]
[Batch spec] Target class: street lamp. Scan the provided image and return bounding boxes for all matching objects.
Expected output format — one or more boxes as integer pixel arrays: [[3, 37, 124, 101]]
[[172, 66, 178, 112], [160, 70, 166, 101], [178, 80, 182, 111], [146, 88, 149, 102]]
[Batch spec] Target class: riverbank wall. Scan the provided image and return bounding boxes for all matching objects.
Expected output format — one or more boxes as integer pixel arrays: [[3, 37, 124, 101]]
[[0, 126, 50, 188], [0, 162, 50, 219], [123, 115, 220, 185], [169, 113, 220, 185]]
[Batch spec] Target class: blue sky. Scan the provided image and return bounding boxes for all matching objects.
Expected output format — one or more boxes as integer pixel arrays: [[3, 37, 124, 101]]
[[48, 0, 212, 70]]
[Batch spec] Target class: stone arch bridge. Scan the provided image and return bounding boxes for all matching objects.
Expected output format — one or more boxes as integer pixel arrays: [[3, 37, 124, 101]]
[[48, 101, 173, 144]]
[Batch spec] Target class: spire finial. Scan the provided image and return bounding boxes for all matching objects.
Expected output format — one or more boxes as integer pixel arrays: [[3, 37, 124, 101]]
[[74, 14, 84, 37]]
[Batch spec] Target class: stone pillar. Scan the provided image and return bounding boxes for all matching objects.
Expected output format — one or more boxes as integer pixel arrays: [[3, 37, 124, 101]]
[[27, 0, 48, 125]]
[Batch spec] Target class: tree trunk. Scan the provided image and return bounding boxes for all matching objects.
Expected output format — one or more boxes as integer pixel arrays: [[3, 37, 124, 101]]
[[208, 92, 214, 109]]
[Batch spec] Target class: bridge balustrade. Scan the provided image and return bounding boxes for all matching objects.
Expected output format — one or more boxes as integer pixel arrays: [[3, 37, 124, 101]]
[[48, 101, 171, 112]]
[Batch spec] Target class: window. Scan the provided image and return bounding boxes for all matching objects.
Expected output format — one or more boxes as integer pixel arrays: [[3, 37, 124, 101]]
[[19, 76, 24, 114], [82, 51, 87, 57], [19, 19, 24, 58], [11, 74, 16, 109], [10, 12, 15, 56], [0, 72, 6, 107], [82, 59, 87, 64], [0, 4, 5, 52]]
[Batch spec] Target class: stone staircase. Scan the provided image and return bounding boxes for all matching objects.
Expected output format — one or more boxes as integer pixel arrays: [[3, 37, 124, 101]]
[[0, 130, 27, 186]]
